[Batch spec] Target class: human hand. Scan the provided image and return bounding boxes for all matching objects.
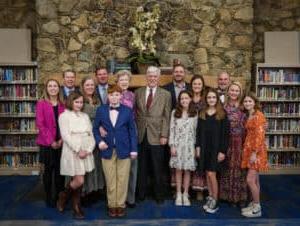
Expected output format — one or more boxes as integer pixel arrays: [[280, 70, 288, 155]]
[[170, 147, 177, 157], [250, 152, 257, 164], [99, 126, 107, 137], [160, 137, 168, 145], [98, 142, 108, 150], [217, 152, 225, 162]]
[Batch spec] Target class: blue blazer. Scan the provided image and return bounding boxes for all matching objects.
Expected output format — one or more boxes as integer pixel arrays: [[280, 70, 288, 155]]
[[93, 104, 138, 159]]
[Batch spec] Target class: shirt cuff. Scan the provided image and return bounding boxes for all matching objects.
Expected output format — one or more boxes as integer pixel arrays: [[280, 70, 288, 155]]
[[130, 152, 138, 156]]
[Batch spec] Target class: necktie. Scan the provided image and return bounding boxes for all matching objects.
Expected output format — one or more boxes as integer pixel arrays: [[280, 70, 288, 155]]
[[146, 88, 153, 110], [102, 86, 107, 104]]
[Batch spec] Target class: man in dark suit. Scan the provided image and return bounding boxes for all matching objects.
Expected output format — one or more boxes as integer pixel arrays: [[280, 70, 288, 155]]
[[95, 66, 110, 105], [216, 71, 231, 103], [135, 66, 171, 204], [61, 70, 79, 100], [163, 64, 191, 109]]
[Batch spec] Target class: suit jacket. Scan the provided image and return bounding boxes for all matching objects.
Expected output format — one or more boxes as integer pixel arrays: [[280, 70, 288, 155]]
[[60, 86, 79, 100], [135, 86, 171, 145], [93, 104, 138, 159], [95, 84, 111, 105], [163, 82, 191, 109], [36, 99, 65, 146]]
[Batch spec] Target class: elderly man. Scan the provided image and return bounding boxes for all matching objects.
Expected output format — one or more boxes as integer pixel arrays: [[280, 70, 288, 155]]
[[61, 70, 78, 99], [135, 66, 171, 204], [217, 71, 231, 103], [163, 64, 191, 109]]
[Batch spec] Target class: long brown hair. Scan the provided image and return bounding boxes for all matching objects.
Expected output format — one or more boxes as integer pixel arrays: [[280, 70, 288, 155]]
[[80, 76, 99, 105], [42, 78, 64, 103], [174, 90, 197, 118], [190, 75, 206, 97], [65, 91, 84, 111], [199, 88, 225, 120], [242, 91, 261, 113]]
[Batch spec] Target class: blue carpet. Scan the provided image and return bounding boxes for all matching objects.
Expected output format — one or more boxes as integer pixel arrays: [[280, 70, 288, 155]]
[[0, 175, 299, 225]]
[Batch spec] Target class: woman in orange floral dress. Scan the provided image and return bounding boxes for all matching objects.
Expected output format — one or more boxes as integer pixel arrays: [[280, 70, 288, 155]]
[[241, 92, 268, 218]]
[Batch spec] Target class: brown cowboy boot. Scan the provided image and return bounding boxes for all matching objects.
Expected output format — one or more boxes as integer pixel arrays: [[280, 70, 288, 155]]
[[57, 182, 72, 212], [72, 187, 85, 219]]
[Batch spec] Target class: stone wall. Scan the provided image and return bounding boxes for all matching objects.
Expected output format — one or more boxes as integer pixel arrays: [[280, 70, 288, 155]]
[[9, 0, 300, 83], [34, 0, 254, 82], [253, 0, 300, 65], [0, 0, 37, 59]]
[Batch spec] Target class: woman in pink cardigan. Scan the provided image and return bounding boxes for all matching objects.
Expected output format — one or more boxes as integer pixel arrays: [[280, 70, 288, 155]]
[[36, 78, 65, 207]]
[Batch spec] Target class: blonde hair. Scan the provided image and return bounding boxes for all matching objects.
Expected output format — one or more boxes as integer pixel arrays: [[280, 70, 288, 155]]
[[225, 81, 243, 105], [115, 70, 132, 82], [42, 78, 64, 103]]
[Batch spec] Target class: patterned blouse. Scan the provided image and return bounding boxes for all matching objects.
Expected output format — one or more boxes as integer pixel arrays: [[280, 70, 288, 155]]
[[121, 90, 135, 110], [241, 110, 268, 171], [224, 103, 246, 136]]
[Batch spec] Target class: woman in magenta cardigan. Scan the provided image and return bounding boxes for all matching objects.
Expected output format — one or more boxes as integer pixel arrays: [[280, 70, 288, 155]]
[[36, 78, 65, 207]]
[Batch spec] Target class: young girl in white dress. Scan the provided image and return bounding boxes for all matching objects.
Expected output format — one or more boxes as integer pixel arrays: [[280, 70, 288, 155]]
[[169, 90, 198, 206], [56, 92, 95, 219]]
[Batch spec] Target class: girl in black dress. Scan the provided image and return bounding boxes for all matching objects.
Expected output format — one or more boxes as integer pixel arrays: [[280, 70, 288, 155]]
[[196, 88, 229, 214]]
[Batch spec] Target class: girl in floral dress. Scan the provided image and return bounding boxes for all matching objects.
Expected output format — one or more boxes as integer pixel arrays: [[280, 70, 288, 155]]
[[169, 90, 198, 206], [241, 92, 268, 218]]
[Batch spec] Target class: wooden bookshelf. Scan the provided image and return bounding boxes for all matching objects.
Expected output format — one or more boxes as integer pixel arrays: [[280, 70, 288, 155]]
[[0, 62, 39, 176], [256, 63, 300, 174]]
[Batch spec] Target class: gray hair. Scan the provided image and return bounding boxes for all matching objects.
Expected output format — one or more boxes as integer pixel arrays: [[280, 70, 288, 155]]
[[115, 70, 132, 81], [218, 71, 230, 79], [146, 66, 161, 76]]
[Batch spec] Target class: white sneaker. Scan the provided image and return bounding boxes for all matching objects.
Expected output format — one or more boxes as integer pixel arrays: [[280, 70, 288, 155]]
[[205, 198, 219, 214], [182, 193, 191, 206], [242, 203, 262, 218], [175, 192, 182, 206], [203, 196, 213, 210], [241, 201, 254, 213]]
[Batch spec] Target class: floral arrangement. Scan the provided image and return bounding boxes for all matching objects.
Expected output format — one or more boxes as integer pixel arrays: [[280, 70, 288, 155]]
[[127, 4, 160, 65]]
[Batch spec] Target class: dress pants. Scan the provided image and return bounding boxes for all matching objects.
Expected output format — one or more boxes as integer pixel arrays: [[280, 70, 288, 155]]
[[137, 134, 165, 201], [102, 150, 131, 208], [126, 158, 138, 204], [40, 146, 65, 205]]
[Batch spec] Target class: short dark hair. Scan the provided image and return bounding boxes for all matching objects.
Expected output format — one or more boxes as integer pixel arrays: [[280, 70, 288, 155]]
[[65, 91, 84, 111], [63, 70, 76, 78], [173, 64, 185, 71], [95, 66, 108, 74], [108, 85, 122, 94]]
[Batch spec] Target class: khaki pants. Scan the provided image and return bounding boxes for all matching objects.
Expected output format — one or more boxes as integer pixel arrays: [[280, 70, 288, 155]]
[[102, 150, 131, 208]]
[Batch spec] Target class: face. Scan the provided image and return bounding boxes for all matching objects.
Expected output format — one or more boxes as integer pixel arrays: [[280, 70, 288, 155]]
[[228, 84, 241, 101], [117, 74, 130, 91], [243, 96, 255, 112], [146, 71, 159, 88], [63, 71, 76, 88], [83, 79, 95, 96], [192, 78, 203, 94], [218, 73, 230, 91], [108, 91, 122, 106], [96, 69, 108, 85], [72, 96, 84, 112], [47, 80, 59, 97], [180, 93, 191, 109], [206, 91, 217, 107], [173, 66, 185, 83]]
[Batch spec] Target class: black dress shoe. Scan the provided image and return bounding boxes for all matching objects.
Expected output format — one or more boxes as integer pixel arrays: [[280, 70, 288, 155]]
[[126, 201, 136, 208]]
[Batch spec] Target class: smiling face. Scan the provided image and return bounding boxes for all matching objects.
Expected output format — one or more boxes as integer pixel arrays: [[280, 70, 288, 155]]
[[206, 91, 218, 107], [63, 71, 76, 88], [72, 96, 84, 112], [95, 68, 108, 85], [192, 78, 203, 94], [46, 80, 60, 98], [146, 71, 159, 88], [108, 91, 122, 106], [117, 74, 130, 91], [173, 65, 185, 83], [218, 72, 230, 91], [83, 78, 95, 96], [179, 92, 192, 109], [228, 84, 241, 101], [243, 96, 255, 112]]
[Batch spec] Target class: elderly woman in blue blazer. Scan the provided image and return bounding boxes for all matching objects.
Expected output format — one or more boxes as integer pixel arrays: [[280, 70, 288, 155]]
[[93, 85, 138, 218]]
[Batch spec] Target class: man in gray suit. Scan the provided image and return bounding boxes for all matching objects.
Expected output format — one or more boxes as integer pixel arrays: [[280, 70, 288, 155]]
[[135, 66, 171, 204]]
